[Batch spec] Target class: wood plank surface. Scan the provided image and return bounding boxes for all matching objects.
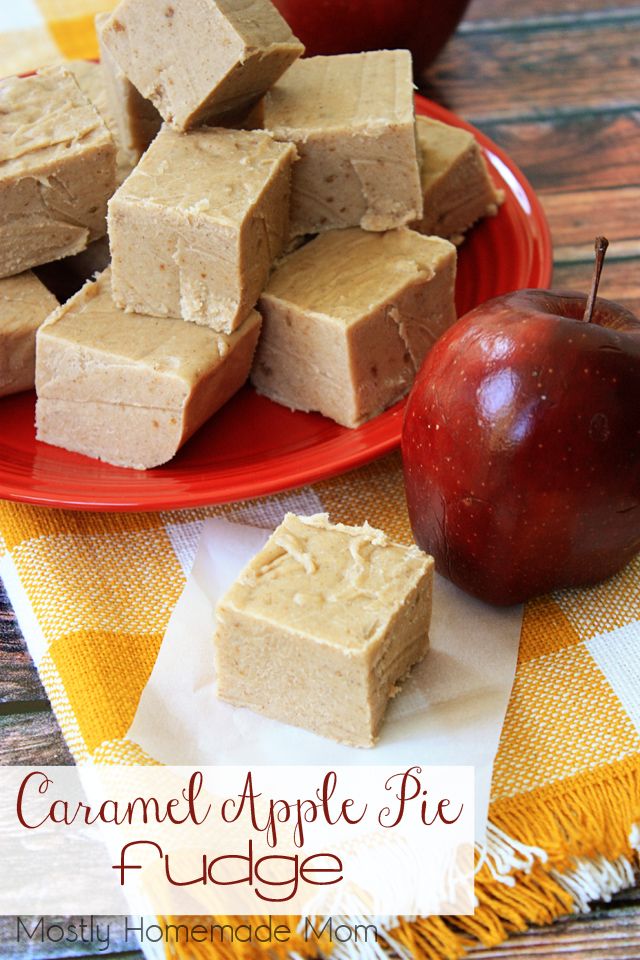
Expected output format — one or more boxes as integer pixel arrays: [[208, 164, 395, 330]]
[[465, 1, 640, 25], [480, 111, 640, 192], [422, 23, 640, 122], [540, 187, 640, 252], [0, 710, 72, 765], [467, 889, 640, 959], [0, 580, 47, 705], [553, 257, 640, 316], [1, 0, 640, 956]]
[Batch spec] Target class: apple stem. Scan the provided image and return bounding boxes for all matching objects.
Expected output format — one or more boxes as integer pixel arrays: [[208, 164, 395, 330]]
[[582, 236, 609, 323]]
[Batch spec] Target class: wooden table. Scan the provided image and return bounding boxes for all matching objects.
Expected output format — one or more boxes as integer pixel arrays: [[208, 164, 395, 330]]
[[1, 0, 639, 955]]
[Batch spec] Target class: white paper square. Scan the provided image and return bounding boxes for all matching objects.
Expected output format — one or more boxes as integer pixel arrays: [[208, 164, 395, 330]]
[[127, 516, 522, 842]]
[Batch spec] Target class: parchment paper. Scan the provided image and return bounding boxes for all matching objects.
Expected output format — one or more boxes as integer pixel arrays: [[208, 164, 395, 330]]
[[126, 516, 522, 841]]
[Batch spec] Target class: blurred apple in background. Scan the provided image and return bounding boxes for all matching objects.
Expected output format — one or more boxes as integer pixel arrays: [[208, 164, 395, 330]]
[[272, 0, 471, 75], [402, 239, 640, 606]]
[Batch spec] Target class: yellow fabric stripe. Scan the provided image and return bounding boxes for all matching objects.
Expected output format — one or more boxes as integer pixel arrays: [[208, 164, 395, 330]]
[[317, 451, 413, 544], [46, 14, 101, 59], [518, 594, 583, 662], [50, 630, 165, 751], [34, 0, 118, 62], [0, 500, 167, 552]]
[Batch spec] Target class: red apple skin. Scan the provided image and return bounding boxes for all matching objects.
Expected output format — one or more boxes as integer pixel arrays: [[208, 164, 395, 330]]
[[401, 290, 640, 606], [272, 0, 470, 75]]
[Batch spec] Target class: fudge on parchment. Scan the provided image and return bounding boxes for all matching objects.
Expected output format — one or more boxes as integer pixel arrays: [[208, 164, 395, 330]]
[[215, 512, 434, 747]]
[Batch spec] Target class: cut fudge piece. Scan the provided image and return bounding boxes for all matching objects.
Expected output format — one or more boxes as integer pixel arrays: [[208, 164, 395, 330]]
[[108, 125, 296, 333], [412, 116, 504, 244], [260, 51, 423, 237], [35, 269, 261, 469], [95, 12, 161, 171], [215, 513, 434, 748], [98, 0, 304, 131], [252, 228, 457, 427], [66, 58, 137, 184], [0, 66, 116, 279], [0, 272, 58, 398], [66, 60, 114, 133]]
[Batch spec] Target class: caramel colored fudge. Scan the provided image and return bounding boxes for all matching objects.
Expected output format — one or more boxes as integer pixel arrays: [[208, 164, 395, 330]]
[[98, 0, 304, 131], [252, 228, 457, 427], [95, 13, 161, 170], [35, 270, 261, 469], [261, 51, 423, 237], [66, 60, 114, 134], [108, 125, 296, 333], [0, 66, 116, 279], [1, 272, 58, 398], [412, 116, 503, 244], [215, 513, 434, 748], [66, 58, 136, 184]]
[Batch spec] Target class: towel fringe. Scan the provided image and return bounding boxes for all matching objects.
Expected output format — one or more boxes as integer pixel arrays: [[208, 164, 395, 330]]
[[550, 853, 636, 912], [488, 756, 640, 872]]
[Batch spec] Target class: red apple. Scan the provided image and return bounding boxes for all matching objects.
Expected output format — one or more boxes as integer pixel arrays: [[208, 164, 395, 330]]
[[402, 243, 640, 605], [272, 0, 470, 75]]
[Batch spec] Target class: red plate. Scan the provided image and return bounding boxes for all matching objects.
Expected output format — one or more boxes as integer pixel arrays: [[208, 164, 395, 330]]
[[0, 95, 552, 512]]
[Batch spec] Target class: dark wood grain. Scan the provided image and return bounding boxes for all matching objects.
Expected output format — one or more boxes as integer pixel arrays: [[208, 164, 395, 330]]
[[465, 1, 640, 25], [0, 580, 48, 704], [481, 111, 640, 193], [467, 888, 640, 958], [540, 187, 640, 257], [422, 23, 640, 123], [0, 711, 72, 765], [553, 257, 640, 315]]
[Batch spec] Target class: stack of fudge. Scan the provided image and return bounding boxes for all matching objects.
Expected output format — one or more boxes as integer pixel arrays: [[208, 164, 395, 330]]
[[0, 0, 502, 470]]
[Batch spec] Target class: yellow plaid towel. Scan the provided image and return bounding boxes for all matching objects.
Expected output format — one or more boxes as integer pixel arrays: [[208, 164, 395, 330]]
[[1, 451, 639, 959], [0, 1, 114, 76], [2, 6, 640, 958]]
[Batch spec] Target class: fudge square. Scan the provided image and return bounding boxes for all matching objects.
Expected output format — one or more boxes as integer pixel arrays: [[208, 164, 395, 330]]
[[95, 13, 162, 171], [66, 57, 146, 185], [412, 116, 503, 244], [1, 272, 58, 398], [252, 228, 457, 427], [260, 51, 423, 237], [0, 66, 116, 279], [214, 513, 434, 748], [108, 125, 296, 333], [98, 0, 304, 131], [36, 270, 261, 469]]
